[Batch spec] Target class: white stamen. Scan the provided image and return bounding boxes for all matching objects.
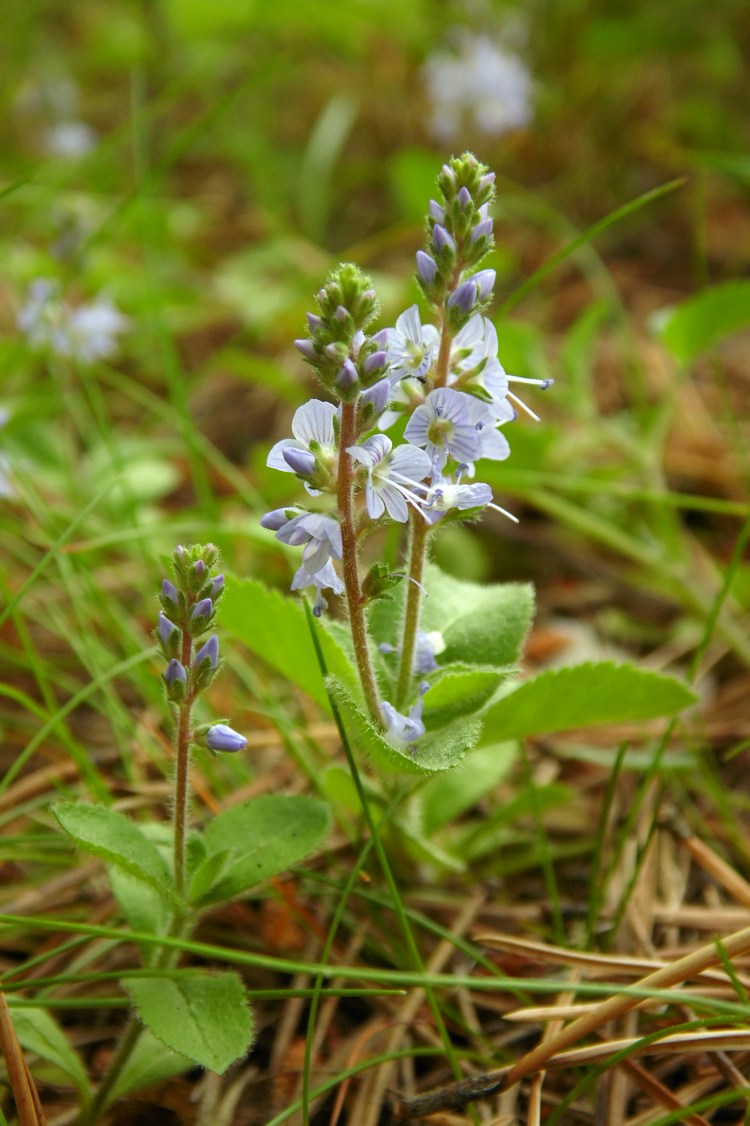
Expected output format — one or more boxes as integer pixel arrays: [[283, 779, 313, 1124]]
[[507, 390, 541, 422]]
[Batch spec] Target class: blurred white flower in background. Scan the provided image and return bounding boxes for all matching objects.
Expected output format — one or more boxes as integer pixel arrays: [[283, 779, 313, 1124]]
[[422, 29, 533, 142], [18, 279, 130, 363]]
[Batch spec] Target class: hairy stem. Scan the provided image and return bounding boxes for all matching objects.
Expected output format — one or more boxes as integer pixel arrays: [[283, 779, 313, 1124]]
[[173, 628, 194, 902], [337, 400, 381, 724], [395, 512, 429, 709]]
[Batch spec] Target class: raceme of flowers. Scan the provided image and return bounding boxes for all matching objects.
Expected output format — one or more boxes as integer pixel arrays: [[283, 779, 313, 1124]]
[[260, 154, 551, 744]]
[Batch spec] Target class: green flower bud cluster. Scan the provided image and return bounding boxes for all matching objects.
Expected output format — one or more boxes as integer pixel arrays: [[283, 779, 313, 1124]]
[[416, 152, 497, 332], [157, 544, 225, 704], [295, 263, 390, 403]]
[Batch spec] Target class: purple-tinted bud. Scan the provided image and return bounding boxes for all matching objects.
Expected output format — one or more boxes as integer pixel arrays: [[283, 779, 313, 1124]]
[[191, 598, 213, 622], [206, 723, 247, 753], [335, 305, 348, 324], [195, 635, 219, 669], [457, 186, 472, 210], [416, 251, 438, 286], [361, 378, 390, 415], [162, 579, 179, 607], [193, 559, 206, 578], [164, 659, 187, 685], [363, 349, 388, 375], [441, 163, 456, 186], [428, 200, 445, 223], [295, 338, 318, 362], [158, 612, 178, 647], [260, 507, 294, 531], [371, 328, 388, 348], [335, 358, 359, 389], [433, 225, 457, 256], [473, 269, 496, 302], [478, 172, 496, 194], [282, 447, 316, 476], [210, 573, 225, 598], [447, 281, 477, 314], [470, 217, 493, 244], [175, 546, 186, 561], [306, 312, 323, 333]]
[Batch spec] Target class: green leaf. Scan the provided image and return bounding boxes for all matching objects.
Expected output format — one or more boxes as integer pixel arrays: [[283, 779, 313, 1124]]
[[480, 662, 698, 742], [53, 803, 180, 906], [124, 973, 253, 1073], [420, 742, 518, 836], [11, 1007, 89, 1097], [651, 280, 750, 366], [221, 576, 355, 711], [108, 869, 171, 956], [196, 794, 330, 905], [369, 564, 534, 671], [327, 676, 479, 776], [422, 665, 505, 729], [110, 1030, 190, 1100]]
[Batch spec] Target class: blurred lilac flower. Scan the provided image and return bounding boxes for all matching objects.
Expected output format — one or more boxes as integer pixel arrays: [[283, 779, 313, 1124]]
[[43, 120, 97, 159], [404, 387, 482, 474], [422, 30, 533, 142], [18, 279, 129, 363], [381, 682, 430, 747], [347, 435, 432, 523]]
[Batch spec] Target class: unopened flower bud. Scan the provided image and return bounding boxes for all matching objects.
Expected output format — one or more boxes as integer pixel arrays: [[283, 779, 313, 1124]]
[[416, 251, 438, 286], [195, 635, 219, 669], [191, 598, 213, 626], [205, 723, 247, 753], [157, 612, 179, 658], [473, 269, 496, 301], [282, 447, 317, 476], [163, 658, 187, 701], [361, 378, 390, 416], [447, 281, 477, 314], [433, 225, 456, 255], [260, 507, 298, 531], [470, 217, 493, 244], [363, 349, 388, 375], [162, 578, 179, 604], [295, 338, 318, 362], [428, 200, 445, 223], [457, 186, 472, 210], [306, 312, 322, 332], [335, 358, 359, 390], [210, 574, 225, 599]]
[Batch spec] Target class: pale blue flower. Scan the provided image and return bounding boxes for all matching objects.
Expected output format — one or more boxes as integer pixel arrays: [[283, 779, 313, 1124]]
[[270, 506, 342, 585], [404, 387, 482, 474], [347, 435, 432, 523], [291, 559, 344, 617], [384, 305, 439, 382], [266, 399, 337, 493]]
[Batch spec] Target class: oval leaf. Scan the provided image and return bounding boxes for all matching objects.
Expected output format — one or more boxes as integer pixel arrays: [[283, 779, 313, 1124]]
[[197, 794, 330, 905], [124, 972, 253, 1074], [53, 802, 180, 905], [480, 661, 698, 742]]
